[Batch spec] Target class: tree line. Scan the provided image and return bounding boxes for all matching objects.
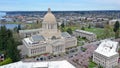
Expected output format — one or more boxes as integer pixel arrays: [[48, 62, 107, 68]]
[[0, 26, 20, 64], [105, 21, 120, 39]]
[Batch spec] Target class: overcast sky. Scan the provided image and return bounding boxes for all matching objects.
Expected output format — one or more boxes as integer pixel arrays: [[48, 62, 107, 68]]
[[0, 0, 120, 11]]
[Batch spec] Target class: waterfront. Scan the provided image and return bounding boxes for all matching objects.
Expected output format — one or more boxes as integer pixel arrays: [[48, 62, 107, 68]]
[[0, 12, 6, 18], [0, 24, 21, 29]]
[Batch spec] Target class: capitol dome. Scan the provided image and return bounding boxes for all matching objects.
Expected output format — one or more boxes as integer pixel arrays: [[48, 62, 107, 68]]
[[43, 8, 56, 24]]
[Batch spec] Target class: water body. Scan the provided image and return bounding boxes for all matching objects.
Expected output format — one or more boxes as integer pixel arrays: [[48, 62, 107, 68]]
[[0, 12, 6, 18], [0, 24, 20, 29], [0, 12, 22, 29]]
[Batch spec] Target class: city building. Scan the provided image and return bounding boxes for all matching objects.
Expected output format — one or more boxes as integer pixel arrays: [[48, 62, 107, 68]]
[[109, 19, 120, 26], [93, 40, 119, 68], [19, 8, 77, 57], [73, 29, 96, 41], [0, 60, 75, 68]]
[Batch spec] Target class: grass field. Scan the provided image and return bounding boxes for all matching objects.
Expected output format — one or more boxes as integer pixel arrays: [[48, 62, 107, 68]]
[[88, 61, 97, 68], [64, 26, 105, 39], [84, 27, 105, 39]]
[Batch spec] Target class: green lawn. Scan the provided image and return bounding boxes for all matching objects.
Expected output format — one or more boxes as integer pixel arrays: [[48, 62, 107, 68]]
[[88, 61, 97, 68], [63, 25, 115, 39], [77, 41, 84, 46], [63, 26, 81, 31], [84, 27, 104, 39], [0, 58, 12, 66], [85, 28, 104, 35], [77, 37, 87, 46], [6, 22, 22, 24], [64, 26, 105, 39], [65, 26, 78, 31]]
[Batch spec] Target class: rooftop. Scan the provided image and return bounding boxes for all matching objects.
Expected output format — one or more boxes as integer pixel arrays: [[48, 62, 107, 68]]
[[31, 35, 45, 42], [0, 60, 75, 68], [110, 19, 120, 22], [19, 29, 41, 33], [95, 40, 118, 57], [23, 35, 46, 47], [61, 32, 71, 38], [75, 29, 95, 35]]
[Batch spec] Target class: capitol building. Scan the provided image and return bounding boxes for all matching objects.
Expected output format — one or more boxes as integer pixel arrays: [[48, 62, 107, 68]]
[[19, 8, 77, 57]]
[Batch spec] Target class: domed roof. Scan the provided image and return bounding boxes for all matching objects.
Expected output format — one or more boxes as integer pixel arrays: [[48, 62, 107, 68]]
[[43, 8, 56, 24]]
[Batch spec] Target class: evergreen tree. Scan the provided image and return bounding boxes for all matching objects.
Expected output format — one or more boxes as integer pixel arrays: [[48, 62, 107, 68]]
[[61, 23, 65, 28], [36, 20, 39, 24], [57, 23, 60, 29], [7, 29, 13, 38], [60, 23, 65, 32], [0, 26, 7, 50], [98, 65, 103, 68], [17, 24, 21, 33], [88, 24, 91, 29], [81, 26, 85, 30], [67, 28, 73, 34], [7, 37, 20, 62], [0, 26, 20, 62], [113, 21, 119, 38]]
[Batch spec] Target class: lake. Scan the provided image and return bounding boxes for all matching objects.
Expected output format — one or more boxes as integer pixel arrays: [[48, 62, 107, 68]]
[[0, 24, 21, 29], [0, 12, 6, 18]]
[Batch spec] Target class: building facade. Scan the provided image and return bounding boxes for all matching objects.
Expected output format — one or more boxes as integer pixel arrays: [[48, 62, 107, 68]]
[[74, 29, 96, 41], [19, 8, 77, 57], [93, 40, 119, 68]]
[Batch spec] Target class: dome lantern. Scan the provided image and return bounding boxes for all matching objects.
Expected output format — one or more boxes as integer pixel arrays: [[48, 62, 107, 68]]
[[48, 8, 51, 13], [43, 8, 56, 24]]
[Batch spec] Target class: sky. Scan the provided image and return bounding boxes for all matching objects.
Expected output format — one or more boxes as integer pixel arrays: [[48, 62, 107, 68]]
[[0, 0, 120, 11]]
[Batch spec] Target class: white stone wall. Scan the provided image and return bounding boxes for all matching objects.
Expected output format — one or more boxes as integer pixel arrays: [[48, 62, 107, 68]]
[[52, 44, 65, 55], [28, 45, 47, 57], [23, 40, 49, 57], [74, 30, 96, 41], [19, 29, 41, 38], [22, 40, 29, 56], [22, 37, 77, 57], [93, 52, 119, 68], [65, 37, 77, 48]]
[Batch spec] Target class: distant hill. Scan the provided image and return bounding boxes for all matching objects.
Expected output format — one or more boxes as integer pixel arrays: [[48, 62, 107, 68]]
[[1, 10, 120, 16]]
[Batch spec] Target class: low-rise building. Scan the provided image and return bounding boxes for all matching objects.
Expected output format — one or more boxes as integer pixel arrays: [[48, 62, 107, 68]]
[[109, 19, 120, 26], [74, 29, 96, 41], [93, 40, 119, 68]]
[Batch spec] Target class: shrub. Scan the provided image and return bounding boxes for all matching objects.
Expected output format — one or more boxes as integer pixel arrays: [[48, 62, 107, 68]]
[[0, 58, 12, 66]]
